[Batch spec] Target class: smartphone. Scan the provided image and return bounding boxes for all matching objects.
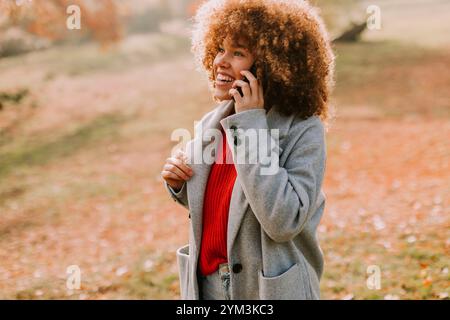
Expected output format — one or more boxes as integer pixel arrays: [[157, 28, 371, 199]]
[[234, 64, 257, 100]]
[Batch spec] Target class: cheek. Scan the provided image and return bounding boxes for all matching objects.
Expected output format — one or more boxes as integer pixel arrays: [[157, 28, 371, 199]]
[[212, 55, 221, 66], [229, 64, 242, 78]]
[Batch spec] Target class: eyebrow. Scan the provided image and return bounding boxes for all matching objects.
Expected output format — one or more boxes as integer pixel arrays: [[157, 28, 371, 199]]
[[220, 41, 249, 51], [231, 44, 248, 50]]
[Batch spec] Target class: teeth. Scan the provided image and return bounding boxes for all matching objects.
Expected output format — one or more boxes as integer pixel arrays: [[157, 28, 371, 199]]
[[217, 74, 234, 82]]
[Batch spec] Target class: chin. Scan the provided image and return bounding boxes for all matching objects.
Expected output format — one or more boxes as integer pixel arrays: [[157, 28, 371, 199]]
[[214, 90, 232, 102]]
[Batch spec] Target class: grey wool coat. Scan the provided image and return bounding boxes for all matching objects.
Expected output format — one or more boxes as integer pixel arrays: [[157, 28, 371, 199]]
[[165, 99, 326, 300]]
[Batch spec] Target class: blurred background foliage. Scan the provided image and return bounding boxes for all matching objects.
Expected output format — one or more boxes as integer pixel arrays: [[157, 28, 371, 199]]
[[0, 0, 448, 300]]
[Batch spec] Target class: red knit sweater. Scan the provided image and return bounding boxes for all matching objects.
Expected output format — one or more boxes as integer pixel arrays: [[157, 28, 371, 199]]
[[198, 128, 237, 276]]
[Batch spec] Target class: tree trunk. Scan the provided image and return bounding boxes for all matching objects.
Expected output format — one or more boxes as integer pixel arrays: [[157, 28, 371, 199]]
[[333, 21, 367, 43]]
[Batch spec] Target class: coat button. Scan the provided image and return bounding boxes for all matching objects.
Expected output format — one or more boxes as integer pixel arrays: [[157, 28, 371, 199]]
[[233, 136, 241, 146], [232, 263, 243, 274]]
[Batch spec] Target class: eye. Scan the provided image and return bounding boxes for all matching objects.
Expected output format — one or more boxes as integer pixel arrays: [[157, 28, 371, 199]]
[[234, 51, 244, 56], [218, 47, 225, 53]]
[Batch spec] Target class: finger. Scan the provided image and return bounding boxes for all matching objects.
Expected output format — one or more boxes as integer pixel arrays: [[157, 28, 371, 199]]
[[240, 70, 258, 96], [174, 149, 184, 158], [166, 158, 193, 177], [171, 157, 193, 176], [240, 69, 256, 81], [174, 149, 188, 162], [232, 80, 251, 98], [163, 164, 191, 181], [229, 88, 243, 103], [165, 178, 185, 190], [161, 170, 183, 181], [164, 162, 190, 180]]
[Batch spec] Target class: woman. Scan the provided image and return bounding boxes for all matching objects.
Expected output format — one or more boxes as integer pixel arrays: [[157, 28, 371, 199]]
[[161, 0, 334, 300]]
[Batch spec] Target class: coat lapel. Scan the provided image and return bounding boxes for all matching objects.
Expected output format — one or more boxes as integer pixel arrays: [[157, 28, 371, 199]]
[[185, 100, 235, 255]]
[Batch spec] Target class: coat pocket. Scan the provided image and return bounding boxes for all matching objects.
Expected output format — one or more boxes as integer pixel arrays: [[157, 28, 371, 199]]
[[258, 263, 309, 300], [176, 244, 190, 299]]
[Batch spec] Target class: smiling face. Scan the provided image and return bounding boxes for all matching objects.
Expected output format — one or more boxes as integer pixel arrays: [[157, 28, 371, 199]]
[[212, 36, 255, 101]]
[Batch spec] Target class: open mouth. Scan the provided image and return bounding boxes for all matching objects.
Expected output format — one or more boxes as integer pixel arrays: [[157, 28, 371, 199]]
[[215, 73, 235, 86], [215, 79, 233, 86]]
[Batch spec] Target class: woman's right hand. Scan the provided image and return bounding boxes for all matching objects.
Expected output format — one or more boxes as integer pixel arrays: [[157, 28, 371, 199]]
[[161, 150, 194, 192]]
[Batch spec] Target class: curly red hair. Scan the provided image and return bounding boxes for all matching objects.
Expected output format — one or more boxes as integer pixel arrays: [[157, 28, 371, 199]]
[[191, 0, 335, 121]]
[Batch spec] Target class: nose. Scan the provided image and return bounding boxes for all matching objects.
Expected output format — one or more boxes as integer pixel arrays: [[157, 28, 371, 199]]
[[214, 53, 231, 69]]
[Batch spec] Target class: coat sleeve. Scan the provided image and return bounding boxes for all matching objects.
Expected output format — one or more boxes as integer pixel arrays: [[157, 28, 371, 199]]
[[163, 104, 223, 213], [164, 181, 189, 210], [220, 109, 326, 243]]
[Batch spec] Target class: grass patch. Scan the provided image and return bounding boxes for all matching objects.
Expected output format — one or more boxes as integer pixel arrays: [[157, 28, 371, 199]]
[[0, 88, 29, 106], [401, 247, 440, 263], [0, 113, 128, 178], [0, 33, 191, 77], [333, 40, 450, 118], [118, 251, 179, 299], [334, 40, 431, 90], [0, 186, 26, 203], [321, 228, 449, 299], [0, 219, 38, 242]]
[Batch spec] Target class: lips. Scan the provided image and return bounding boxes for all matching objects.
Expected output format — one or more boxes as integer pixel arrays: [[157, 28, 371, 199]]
[[215, 79, 232, 87], [215, 71, 235, 87], [216, 71, 235, 80]]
